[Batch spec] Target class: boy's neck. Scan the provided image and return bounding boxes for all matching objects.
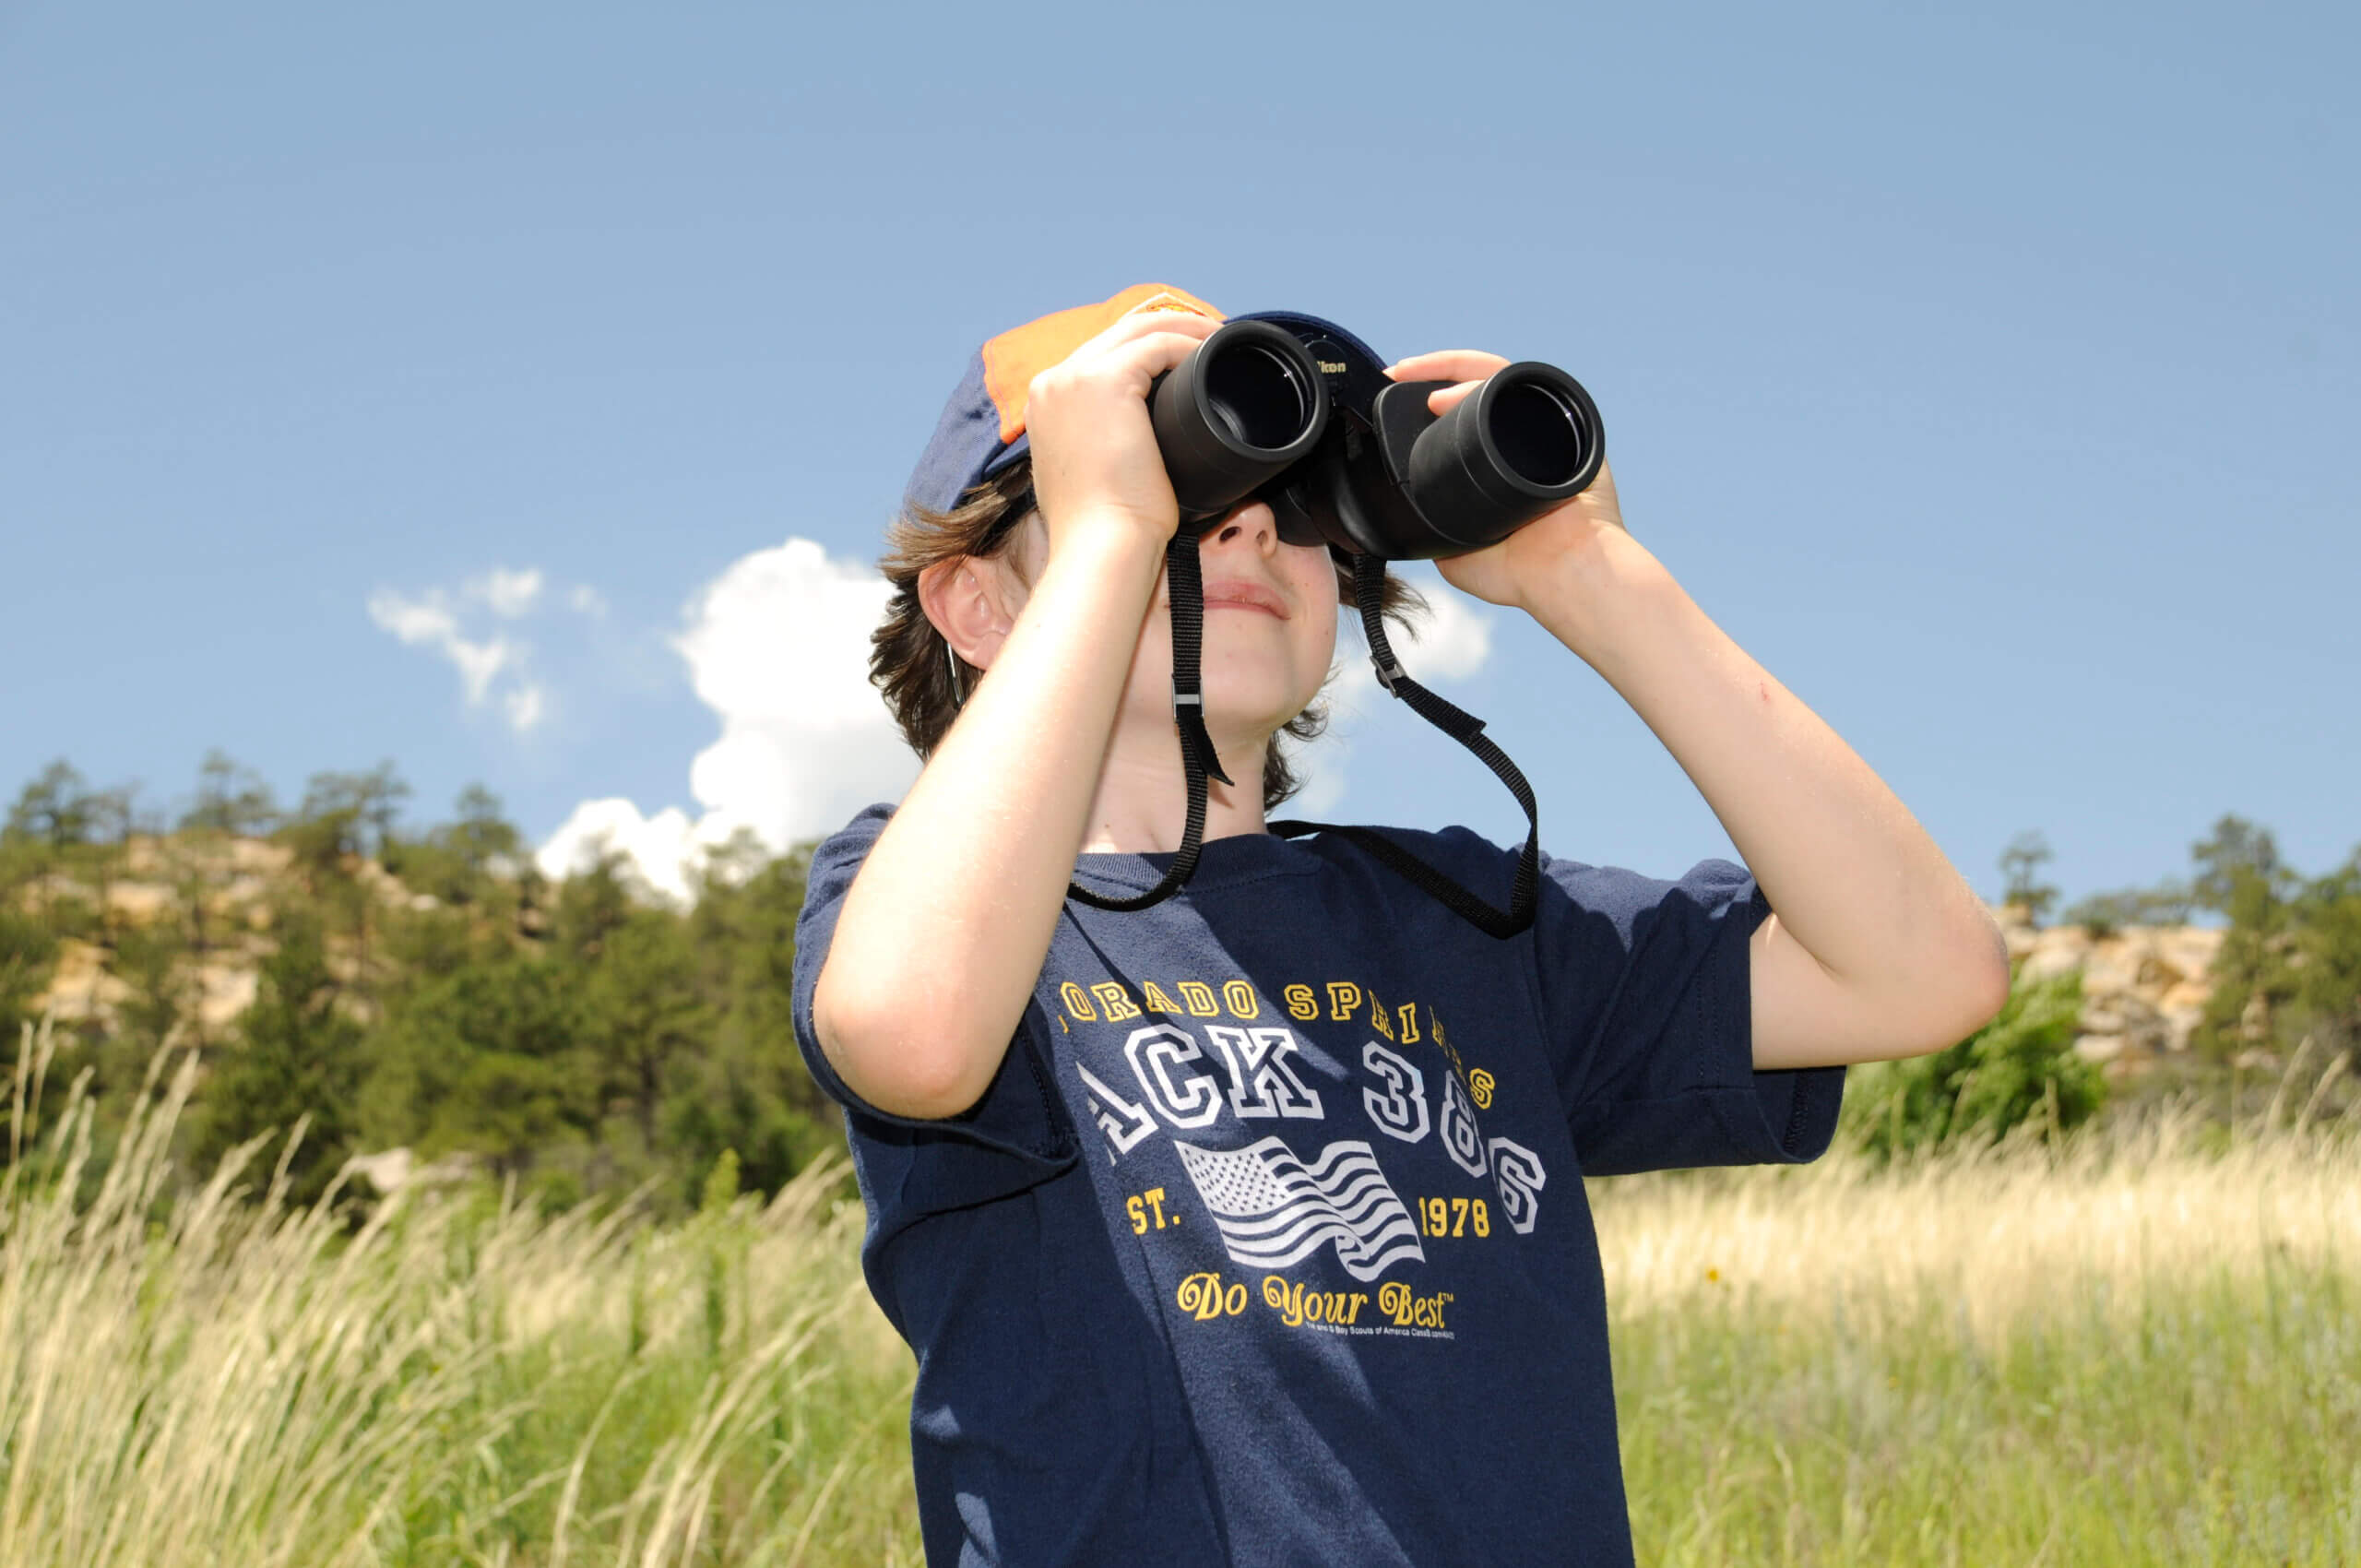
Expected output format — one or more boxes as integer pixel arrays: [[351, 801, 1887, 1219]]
[[1076, 731, 1270, 854]]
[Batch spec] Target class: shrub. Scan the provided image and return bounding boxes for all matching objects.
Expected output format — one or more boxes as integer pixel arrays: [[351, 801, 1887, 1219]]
[[0, 905, 57, 1047], [1841, 970, 2104, 1159]]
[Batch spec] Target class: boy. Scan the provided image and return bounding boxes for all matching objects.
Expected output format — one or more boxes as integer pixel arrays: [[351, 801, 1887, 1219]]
[[794, 284, 2009, 1565]]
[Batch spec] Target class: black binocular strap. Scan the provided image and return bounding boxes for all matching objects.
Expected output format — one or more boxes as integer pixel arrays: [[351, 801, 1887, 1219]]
[[1269, 553, 1540, 939], [1069, 545, 1539, 941], [1066, 533, 1233, 912]]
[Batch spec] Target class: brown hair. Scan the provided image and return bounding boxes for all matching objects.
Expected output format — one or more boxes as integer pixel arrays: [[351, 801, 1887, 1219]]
[[871, 457, 1427, 812]]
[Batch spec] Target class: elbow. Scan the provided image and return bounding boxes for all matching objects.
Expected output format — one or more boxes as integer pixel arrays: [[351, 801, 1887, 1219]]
[[863, 1051, 996, 1123], [1958, 907, 2015, 1038], [1899, 911, 2013, 1059], [813, 969, 999, 1121]]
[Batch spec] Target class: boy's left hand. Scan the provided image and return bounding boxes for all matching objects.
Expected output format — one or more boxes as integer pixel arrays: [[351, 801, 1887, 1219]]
[[1385, 350, 1627, 615]]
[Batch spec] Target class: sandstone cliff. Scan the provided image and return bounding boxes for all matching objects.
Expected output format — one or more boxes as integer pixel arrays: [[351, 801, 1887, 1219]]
[[1998, 909, 2223, 1075]]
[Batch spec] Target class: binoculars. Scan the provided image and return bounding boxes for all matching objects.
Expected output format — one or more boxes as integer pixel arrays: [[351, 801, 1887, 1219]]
[[1074, 310, 1589, 934], [1147, 313, 1606, 559]]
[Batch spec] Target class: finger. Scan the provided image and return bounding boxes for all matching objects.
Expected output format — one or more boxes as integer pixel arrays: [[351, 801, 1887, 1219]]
[[1384, 349, 1511, 383], [1109, 328, 1227, 386], [1048, 314, 1219, 399], [1072, 304, 1223, 363], [1426, 380, 1483, 416], [1031, 328, 1220, 412]]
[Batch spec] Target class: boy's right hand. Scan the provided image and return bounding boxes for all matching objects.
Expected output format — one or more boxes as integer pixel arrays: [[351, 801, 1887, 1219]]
[[1023, 305, 1221, 555], [813, 303, 1223, 1123]]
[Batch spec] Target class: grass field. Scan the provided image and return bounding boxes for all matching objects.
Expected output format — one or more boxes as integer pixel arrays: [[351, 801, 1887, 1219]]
[[4, 1020, 2355, 1565], [1, 1024, 922, 1567], [1599, 1103, 2361, 1565]]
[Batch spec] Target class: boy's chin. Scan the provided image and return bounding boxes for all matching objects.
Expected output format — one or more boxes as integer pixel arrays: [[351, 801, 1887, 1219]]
[[1197, 659, 1321, 711], [1124, 687, 1312, 749], [1204, 681, 1318, 735]]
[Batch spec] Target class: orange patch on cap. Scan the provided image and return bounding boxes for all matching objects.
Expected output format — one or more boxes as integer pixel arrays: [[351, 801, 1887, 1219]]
[[979, 283, 1226, 445]]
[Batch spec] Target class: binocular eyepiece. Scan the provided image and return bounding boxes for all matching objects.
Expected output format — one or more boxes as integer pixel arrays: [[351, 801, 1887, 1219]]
[[1146, 316, 1605, 561]]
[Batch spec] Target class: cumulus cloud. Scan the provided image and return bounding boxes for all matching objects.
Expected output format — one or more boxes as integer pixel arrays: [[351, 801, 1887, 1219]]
[[536, 537, 916, 899], [534, 799, 730, 905], [535, 550, 1496, 899], [674, 540, 913, 832], [368, 569, 550, 733], [567, 584, 608, 618]]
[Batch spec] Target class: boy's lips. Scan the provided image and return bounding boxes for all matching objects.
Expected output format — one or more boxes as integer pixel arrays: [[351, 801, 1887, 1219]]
[[1200, 579, 1289, 618]]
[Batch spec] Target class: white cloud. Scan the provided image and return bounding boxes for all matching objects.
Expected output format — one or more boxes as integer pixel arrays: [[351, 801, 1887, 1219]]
[[1399, 588, 1493, 679], [367, 594, 457, 647], [536, 537, 917, 899], [469, 566, 544, 618], [368, 588, 523, 708], [504, 683, 548, 732], [532, 551, 1495, 900], [1337, 585, 1493, 699], [535, 799, 732, 905], [567, 584, 608, 618], [367, 571, 548, 733]]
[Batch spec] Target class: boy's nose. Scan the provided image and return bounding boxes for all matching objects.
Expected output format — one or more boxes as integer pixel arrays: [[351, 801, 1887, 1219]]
[[1204, 500, 1278, 556]]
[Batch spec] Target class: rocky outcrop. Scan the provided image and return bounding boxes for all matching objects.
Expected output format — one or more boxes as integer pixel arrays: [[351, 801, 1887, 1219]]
[[344, 1146, 478, 1195], [36, 938, 135, 1028], [32, 935, 274, 1034], [1999, 911, 2223, 1075], [22, 833, 420, 1037]]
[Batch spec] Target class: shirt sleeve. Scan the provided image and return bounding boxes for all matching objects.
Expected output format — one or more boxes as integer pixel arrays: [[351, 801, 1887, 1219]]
[[792, 805, 1078, 1213], [1527, 851, 1844, 1177]]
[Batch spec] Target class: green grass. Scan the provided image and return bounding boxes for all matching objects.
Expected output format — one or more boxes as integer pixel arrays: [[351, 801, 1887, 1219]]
[[1598, 1109, 2361, 1565], [5, 1014, 2356, 1565], [1613, 1253, 2360, 1563]]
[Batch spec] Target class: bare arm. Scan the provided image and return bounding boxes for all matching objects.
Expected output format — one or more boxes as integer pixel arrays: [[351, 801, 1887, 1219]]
[[1527, 528, 2010, 1068], [811, 312, 1216, 1119], [1396, 350, 2011, 1070]]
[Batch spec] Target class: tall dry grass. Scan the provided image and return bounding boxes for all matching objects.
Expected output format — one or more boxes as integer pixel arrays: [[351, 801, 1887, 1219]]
[[6, 1005, 2357, 1565], [0, 1018, 921, 1567], [1596, 1096, 2361, 1565]]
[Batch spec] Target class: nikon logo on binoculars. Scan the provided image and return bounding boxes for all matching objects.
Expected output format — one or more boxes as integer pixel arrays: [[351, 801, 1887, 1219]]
[[1317, 360, 1348, 374]]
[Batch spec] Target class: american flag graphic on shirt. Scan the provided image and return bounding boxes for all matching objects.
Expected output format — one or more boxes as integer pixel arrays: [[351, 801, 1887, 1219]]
[[1174, 1136, 1425, 1282]]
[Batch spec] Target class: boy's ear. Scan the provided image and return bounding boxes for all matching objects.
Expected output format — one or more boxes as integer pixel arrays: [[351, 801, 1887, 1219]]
[[917, 556, 1019, 671]]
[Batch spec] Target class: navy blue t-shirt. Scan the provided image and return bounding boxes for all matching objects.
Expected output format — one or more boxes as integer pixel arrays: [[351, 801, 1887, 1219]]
[[792, 805, 1844, 1567]]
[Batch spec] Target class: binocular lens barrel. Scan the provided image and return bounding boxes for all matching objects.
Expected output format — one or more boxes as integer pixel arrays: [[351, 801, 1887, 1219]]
[[1404, 362, 1604, 550], [1149, 321, 1328, 519]]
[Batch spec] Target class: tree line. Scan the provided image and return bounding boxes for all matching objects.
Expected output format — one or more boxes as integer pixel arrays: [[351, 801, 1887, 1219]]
[[5, 754, 2355, 1206], [2, 753, 829, 1212]]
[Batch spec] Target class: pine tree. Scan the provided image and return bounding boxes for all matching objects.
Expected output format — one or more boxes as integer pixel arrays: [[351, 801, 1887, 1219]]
[[187, 910, 367, 1206]]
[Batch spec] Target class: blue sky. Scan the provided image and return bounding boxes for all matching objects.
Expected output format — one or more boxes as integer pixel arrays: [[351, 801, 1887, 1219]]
[[3, 0, 2354, 904]]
